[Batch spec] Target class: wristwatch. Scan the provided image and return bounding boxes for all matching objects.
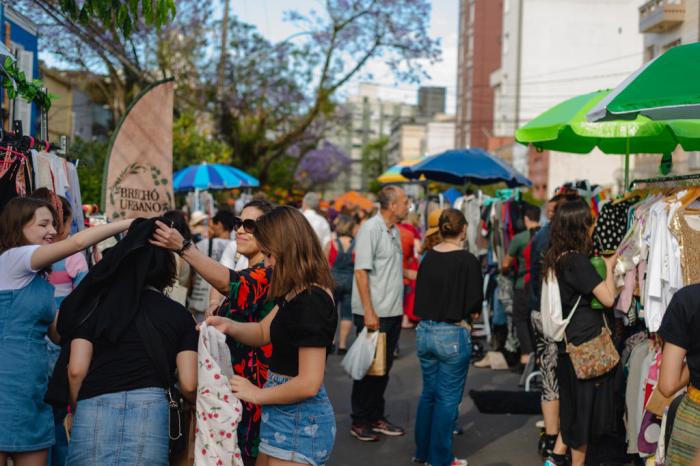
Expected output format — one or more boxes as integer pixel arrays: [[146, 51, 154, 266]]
[[176, 239, 193, 256]]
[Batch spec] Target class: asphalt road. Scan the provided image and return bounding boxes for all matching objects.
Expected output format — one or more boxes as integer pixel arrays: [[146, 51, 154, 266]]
[[324, 329, 543, 466]]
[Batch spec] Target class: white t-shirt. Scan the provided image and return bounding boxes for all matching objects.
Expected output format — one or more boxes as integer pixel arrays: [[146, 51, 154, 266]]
[[188, 238, 232, 313], [0, 245, 40, 290], [302, 209, 331, 248], [219, 241, 249, 271]]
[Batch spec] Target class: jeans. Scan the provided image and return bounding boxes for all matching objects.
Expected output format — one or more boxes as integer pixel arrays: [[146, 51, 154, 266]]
[[48, 406, 69, 466], [67, 387, 169, 466], [350, 314, 402, 425], [414, 321, 471, 466]]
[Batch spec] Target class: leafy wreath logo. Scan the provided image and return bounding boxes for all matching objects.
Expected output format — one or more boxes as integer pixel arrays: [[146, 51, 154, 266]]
[[109, 162, 173, 219]]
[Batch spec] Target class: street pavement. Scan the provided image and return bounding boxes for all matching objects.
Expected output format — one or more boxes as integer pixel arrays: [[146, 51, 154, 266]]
[[324, 329, 543, 466]]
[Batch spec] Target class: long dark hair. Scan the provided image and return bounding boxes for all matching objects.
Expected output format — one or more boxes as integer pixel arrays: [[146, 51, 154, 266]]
[[543, 199, 593, 274], [254, 206, 334, 299]]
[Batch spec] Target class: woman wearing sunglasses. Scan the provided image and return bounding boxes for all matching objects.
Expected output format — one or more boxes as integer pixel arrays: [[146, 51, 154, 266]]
[[151, 200, 274, 466]]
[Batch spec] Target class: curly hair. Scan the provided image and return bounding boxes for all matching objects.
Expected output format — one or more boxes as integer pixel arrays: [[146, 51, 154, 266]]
[[543, 199, 593, 274]]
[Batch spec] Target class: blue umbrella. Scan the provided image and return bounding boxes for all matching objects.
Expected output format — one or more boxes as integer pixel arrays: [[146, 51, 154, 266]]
[[401, 148, 531, 187], [173, 162, 260, 192]]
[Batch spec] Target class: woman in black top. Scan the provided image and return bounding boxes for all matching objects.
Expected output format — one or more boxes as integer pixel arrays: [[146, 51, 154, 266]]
[[413, 209, 483, 466], [541, 200, 618, 466], [63, 219, 198, 466], [205, 206, 337, 466]]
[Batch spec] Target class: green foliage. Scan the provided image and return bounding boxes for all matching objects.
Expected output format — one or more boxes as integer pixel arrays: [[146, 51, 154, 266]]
[[173, 112, 233, 170], [57, 0, 176, 38], [70, 137, 109, 206], [361, 136, 390, 189], [1, 57, 53, 110]]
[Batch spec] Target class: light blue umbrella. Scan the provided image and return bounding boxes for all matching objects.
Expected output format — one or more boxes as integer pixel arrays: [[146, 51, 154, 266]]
[[173, 162, 259, 192]]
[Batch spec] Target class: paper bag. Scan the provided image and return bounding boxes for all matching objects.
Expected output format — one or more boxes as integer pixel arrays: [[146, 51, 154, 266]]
[[366, 331, 386, 376]]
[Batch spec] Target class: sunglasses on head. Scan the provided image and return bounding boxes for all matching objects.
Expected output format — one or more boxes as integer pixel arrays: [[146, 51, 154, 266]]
[[233, 217, 257, 234]]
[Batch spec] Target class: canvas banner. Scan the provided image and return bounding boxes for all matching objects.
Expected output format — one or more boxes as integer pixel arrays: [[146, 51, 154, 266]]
[[103, 79, 174, 220]]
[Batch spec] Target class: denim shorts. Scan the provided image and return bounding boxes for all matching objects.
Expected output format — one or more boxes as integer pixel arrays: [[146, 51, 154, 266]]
[[259, 372, 336, 466], [67, 387, 169, 466]]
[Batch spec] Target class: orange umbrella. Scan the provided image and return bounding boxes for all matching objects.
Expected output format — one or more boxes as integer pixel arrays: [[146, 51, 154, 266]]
[[334, 191, 374, 211]]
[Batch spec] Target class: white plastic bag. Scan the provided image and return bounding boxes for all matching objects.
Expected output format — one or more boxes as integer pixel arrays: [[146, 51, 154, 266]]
[[341, 328, 379, 380]]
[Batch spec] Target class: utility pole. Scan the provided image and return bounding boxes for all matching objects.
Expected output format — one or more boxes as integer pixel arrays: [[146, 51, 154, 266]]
[[217, 0, 230, 97]]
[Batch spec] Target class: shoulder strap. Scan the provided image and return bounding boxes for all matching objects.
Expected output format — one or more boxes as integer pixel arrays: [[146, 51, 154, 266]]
[[563, 295, 583, 345], [208, 238, 214, 258]]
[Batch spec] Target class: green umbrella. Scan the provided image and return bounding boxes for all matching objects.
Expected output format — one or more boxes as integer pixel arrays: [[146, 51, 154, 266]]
[[587, 42, 700, 121], [515, 90, 700, 188]]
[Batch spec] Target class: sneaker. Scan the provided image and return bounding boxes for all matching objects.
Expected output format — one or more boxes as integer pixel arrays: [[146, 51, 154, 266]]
[[453, 425, 464, 435], [411, 458, 426, 464], [451, 459, 468, 466], [350, 424, 380, 442], [543, 454, 567, 466], [371, 418, 405, 436]]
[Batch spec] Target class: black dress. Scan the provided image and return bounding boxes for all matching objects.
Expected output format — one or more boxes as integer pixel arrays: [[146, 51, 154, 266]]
[[556, 252, 621, 449]]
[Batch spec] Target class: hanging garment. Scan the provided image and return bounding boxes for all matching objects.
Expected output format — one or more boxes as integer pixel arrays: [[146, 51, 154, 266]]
[[669, 209, 700, 286], [195, 323, 244, 466], [593, 199, 635, 254], [626, 342, 651, 455]]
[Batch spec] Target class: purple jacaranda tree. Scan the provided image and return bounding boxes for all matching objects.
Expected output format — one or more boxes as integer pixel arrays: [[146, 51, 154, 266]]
[[295, 141, 352, 189], [218, 0, 440, 183]]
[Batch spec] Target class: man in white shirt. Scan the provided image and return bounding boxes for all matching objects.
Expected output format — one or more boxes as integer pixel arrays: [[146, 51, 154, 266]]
[[302, 192, 331, 248]]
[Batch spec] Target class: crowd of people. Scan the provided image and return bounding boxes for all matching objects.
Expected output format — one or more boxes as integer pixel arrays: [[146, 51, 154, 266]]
[[2, 182, 700, 466]]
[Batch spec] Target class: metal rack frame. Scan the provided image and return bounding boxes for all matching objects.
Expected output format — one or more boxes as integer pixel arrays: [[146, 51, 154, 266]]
[[629, 173, 700, 191]]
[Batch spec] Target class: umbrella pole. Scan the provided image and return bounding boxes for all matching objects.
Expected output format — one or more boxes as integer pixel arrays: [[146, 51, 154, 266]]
[[624, 138, 630, 192]]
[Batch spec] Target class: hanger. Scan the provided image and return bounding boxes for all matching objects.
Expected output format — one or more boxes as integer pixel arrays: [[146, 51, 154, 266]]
[[679, 186, 700, 210]]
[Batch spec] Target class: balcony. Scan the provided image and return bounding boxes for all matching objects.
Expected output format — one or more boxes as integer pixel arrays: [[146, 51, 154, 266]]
[[639, 0, 685, 33]]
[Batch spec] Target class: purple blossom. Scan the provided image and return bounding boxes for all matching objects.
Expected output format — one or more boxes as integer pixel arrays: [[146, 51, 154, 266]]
[[295, 141, 352, 187]]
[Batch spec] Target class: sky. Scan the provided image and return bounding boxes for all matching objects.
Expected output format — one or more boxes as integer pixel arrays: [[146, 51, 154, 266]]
[[231, 0, 459, 113], [39, 1, 459, 112]]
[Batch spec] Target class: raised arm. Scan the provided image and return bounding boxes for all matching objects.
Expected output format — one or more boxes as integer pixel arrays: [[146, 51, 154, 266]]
[[592, 253, 618, 308], [31, 219, 133, 271], [204, 305, 278, 347], [151, 220, 230, 293]]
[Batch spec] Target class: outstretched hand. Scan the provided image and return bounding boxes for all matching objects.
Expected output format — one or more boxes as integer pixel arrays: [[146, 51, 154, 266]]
[[150, 220, 185, 251], [199, 316, 235, 336]]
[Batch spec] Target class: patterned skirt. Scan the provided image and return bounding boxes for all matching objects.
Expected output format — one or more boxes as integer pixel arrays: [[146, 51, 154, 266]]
[[667, 386, 700, 466]]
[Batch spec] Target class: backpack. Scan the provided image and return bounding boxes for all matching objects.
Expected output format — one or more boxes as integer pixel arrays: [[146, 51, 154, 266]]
[[540, 268, 581, 342]]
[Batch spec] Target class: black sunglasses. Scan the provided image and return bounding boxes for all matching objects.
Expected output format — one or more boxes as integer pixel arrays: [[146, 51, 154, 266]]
[[233, 217, 257, 234]]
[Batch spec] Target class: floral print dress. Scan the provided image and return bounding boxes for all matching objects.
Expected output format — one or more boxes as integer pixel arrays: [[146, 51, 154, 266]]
[[217, 263, 274, 459]]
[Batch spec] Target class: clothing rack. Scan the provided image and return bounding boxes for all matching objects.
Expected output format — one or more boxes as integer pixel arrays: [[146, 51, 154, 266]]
[[0, 132, 56, 154], [629, 173, 700, 191]]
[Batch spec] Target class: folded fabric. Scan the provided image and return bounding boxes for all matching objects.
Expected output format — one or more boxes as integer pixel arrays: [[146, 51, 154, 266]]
[[195, 323, 244, 466]]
